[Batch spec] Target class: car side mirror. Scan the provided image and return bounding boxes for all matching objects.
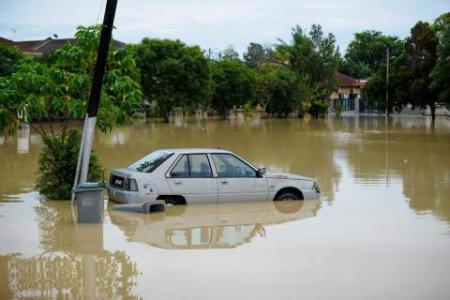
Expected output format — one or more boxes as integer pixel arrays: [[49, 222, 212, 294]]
[[256, 167, 266, 176]]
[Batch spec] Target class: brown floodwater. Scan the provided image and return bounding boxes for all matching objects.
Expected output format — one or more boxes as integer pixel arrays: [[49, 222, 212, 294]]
[[1, 116, 450, 299]]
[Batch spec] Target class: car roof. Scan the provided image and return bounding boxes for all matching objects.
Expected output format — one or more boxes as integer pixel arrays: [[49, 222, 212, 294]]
[[159, 148, 232, 154]]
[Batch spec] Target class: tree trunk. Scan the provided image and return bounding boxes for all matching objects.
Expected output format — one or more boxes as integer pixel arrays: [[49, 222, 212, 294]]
[[297, 104, 304, 118], [163, 111, 170, 123], [430, 102, 436, 122]]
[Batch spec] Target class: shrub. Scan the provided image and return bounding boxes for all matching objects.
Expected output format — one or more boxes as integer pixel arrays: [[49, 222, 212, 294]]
[[308, 99, 329, 118], [36, 129, 102, 200]]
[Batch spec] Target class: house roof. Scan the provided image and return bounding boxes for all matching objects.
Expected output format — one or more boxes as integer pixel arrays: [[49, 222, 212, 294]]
[[1, 36, 125, 55], [0, 37, 13, 45], [0, 37, 35, 52], [336, 72, 367, 88]]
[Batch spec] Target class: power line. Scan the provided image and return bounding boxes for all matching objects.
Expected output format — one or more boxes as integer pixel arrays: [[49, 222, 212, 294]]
[[96, 0, 105, 24], [10, 28, 18, 40]]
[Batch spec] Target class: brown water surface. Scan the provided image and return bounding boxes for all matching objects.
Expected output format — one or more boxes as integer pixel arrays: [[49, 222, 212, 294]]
[[1, 117, 450, 299]]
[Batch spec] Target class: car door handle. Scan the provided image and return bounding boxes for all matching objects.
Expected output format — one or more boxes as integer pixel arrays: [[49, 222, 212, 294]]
[[174, 181, 182, 185], [220, 180, 228, 185]]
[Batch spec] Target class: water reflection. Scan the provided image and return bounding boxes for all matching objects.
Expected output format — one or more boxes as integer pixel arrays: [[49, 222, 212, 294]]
[[17, 125, 30, 154], [0, 251, 139, 299], [335, 117, 450, 222], [0, 201, 140, 299], [110, 200, 321, 249], [0, 133, 39, 199]]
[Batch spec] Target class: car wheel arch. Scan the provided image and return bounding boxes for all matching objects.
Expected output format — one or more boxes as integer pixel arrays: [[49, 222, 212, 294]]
[[273, 187, 304, 201]]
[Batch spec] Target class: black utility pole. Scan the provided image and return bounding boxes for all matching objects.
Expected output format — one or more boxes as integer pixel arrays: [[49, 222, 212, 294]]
[[87, 0, 118, 117], [72, 0, 119, 202]]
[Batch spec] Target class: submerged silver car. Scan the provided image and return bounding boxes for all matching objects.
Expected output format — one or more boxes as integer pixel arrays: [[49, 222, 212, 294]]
[[107, 148, 320, 205]]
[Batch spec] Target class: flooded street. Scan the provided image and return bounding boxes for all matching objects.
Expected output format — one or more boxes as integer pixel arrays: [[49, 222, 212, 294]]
[[1, 117, 450, 299]]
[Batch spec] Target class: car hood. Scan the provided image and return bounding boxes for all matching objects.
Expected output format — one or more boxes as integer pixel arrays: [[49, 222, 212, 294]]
[[265, 171, 314, 182]]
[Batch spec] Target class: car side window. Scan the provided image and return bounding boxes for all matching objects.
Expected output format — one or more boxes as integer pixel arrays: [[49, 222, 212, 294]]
[[170, 154, 213, 178], [188, 154, 213, 178], [170, 155, 189, 177], [211, 154, 256, 178]]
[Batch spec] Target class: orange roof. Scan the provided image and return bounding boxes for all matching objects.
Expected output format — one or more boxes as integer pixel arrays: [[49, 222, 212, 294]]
[[336, 72, 367, 88]]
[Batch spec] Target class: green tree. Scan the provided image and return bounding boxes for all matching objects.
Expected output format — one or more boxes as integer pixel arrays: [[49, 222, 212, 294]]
[[355, 31, 405, 115], [0, 44, 23, 77], [276, 24, 340, 118], [0, 25, 142, 199], [363, 73, 389, 112], [244, 43, 276, 68], [431, 14, 450, 109], [389, 54, 413, 112], [0, 26, 141, 134], [433, 12, 450, 32], [244, 43, 265, 67], [221, 45, 240, 61], [341, 30, 403, 78], [364, 52, 412, 115], [211, 60, 257, 117], [136, 38, 212, 122], [338, 58, 371, 79], [384, 21, 438, 120], [404, 21, 438, 119], [256, 63, 305, 117]]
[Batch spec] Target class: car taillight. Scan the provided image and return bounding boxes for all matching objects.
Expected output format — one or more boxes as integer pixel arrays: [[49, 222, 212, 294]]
[[124, 178, 138, 191], [110, 174, 125, 189]]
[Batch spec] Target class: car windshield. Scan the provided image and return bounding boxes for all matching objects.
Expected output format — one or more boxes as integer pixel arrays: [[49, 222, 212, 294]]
[[128, 151, 173, 173]]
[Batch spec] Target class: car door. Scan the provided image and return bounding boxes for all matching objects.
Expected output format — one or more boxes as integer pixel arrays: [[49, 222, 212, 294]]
[[166, 154, 218, 204], [210, 153, 268, 203]]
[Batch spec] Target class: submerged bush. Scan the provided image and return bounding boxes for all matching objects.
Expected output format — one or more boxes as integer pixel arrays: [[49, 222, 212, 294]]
[[308, 99, 329, 118], [36, 129, 102, 200]]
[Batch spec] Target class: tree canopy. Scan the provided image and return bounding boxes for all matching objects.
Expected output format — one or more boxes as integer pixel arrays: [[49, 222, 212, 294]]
[[136, 38, 211, 121], [339, 30, 403, 78], [244, 43, 276, 68], [276, 24, 340, 117], [211, 59, 257, 116], [256, 63, 302, 117], [221, 46, 240, 61], [0, 44, 24, 77], [363, 20, 442, 118], [431, 15, 450, 108], [0, 25, 142, 136], [403, 21, 439, 116]]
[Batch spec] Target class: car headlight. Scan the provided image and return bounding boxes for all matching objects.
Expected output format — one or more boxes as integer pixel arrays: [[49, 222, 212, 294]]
[[124, 178, 139, 191], [313, 182, 320, 193]]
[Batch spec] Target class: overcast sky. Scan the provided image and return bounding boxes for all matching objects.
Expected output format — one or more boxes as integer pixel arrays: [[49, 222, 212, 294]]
[[1, 0, 448, 54]]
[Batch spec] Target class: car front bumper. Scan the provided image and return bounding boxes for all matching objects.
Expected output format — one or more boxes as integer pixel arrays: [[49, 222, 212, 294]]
[[301, 190, 321, 200]]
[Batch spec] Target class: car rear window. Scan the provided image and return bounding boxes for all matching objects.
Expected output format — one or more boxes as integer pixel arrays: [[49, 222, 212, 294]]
[[128, 151, 173, 173]]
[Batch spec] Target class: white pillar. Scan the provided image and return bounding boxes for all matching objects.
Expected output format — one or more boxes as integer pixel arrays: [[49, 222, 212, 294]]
[[79, 116, 97, 184], [355, 95, 360, 114], [71, 115, 97, 204]]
